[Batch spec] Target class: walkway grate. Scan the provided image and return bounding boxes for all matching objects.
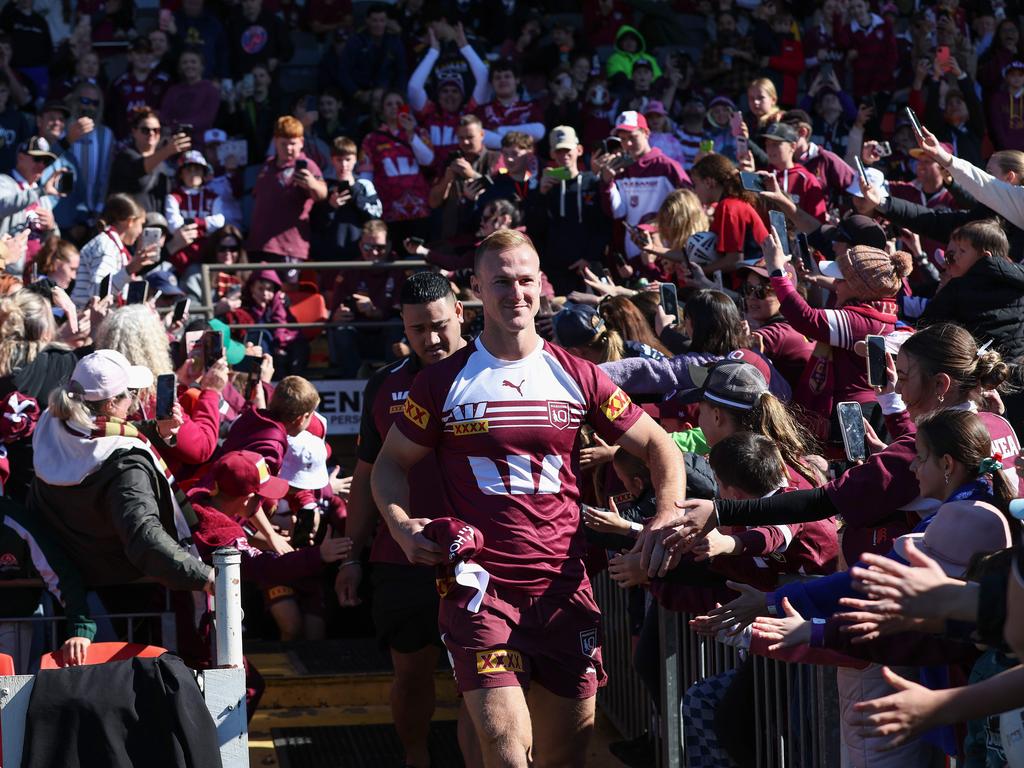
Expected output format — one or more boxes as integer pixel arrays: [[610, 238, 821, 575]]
[[272, 722, 465, 768]]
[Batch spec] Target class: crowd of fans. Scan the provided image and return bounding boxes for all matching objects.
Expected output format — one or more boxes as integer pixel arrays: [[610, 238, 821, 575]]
[[2, 0, 1024, 766]]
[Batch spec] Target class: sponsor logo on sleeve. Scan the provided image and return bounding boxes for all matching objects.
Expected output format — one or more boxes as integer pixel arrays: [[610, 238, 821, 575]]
[[476, 649, 525, 674], [403, 397, 430, 429], [600, 388, 631, 421], [389, 390, 410, 414]]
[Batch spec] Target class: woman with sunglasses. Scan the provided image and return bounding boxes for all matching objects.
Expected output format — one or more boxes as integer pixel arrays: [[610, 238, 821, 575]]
[[109, 107, 191, 213], [182, 225, 248, 311], [738, 259, 814, 389]]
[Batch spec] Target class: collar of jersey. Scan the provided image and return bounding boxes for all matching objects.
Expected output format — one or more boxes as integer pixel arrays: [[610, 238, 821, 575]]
[[474, 333, 544, 367]]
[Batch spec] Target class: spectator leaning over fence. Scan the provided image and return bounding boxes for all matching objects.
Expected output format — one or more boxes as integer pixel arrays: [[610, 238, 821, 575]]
[[246, 116, 327, 264], [29, 349, 213, 605], [371, 229, 684, 768]]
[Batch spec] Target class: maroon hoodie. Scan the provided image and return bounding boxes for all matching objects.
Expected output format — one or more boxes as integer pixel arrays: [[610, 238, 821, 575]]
[[220, 408, 288, 473]]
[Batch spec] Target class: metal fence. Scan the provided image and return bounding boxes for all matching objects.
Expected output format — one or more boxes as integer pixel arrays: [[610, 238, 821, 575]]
[[595, 575, 842, 768]]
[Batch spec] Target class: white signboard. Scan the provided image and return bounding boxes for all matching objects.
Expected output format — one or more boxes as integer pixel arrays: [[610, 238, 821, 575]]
[[315, 379, 368, 435]]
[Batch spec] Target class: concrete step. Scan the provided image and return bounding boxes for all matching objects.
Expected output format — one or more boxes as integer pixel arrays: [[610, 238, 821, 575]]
[[260, 670, 458, 710], [251, 700, 461, 733]]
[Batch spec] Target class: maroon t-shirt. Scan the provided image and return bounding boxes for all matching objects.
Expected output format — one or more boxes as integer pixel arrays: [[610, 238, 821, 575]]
[[357, 355, 450, 565], [246, 153, 323, 260], [395, 336, 644, 595]]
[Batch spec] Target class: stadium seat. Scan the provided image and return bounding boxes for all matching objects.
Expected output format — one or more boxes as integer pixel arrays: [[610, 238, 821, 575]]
[[282, 281, 329, 341], [38, 642, 167, 670], [0, 652, 12, 675]]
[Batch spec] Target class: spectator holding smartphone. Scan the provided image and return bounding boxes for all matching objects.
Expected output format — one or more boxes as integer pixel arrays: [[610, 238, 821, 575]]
[[427, 114, 499, 241], [159, 51, 221, 146], [0, 137, 63, 266], [310, 136, 383, 263], [109, 109, 190, 214]]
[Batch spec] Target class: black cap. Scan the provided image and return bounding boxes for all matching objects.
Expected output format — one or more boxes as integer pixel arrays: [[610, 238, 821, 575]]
[[18, 136, 57, 161], [40, 100, 70, 117], [781, 108, 812, 127], [809, 214, 887, 252], [682, 360, 769, 411], [552, 303, 605, 347], [760, 123, 798, 143]]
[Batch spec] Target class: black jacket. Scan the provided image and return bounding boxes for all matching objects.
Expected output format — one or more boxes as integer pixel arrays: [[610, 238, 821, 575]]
[[918, 256, 1024, 360], [21, 654, 222, 768]]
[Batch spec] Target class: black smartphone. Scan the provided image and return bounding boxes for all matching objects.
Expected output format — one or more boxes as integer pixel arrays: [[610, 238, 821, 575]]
[[173, 122, 193, 137], [769, 209, 790, 255], [203, 329, 223, 366], [407, 236, 425, 247], [125, 280, 148, 304], [853, 154, 870, 187], [294, 159, 308, 172], [336, 179, 351, 193], [155, 373, 176, 420], [837, 401, 867, 462], [98, 273, 112, 299], [740, 171, 764, 193], [796, 232, 814, 273], [56, 170, 73, 196], [866, 334, 888, 388], [233, 354, 262, 375], [660, 282, 679, 318], [601, 136, 622, 155], [291, 506, 317, 547], [904, 106, 925, 139], [172, 298, 190, 324]]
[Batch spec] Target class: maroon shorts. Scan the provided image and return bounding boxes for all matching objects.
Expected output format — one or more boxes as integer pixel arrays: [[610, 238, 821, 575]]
[[439, 584, 606, 700]]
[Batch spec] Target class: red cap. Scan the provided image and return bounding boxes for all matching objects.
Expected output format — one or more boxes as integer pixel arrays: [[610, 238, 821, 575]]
[[209, 450, 289, 499], [614, 110, 649, 133], [422, 517, 485, 563]]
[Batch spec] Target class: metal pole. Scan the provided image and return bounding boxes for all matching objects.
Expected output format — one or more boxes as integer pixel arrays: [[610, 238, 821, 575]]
[[213, 548, 243, 668], [658, 605, 682, 768]]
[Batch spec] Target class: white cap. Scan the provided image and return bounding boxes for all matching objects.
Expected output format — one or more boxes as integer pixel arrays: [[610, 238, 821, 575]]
[[70, 349, 153, 401], [178, 150, 210, 169], [845, 167, 889, 201], [279, 430, 329, 490]]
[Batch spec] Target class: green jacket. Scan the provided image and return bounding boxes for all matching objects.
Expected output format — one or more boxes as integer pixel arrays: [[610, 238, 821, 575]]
[[606, 25, 663, 81]]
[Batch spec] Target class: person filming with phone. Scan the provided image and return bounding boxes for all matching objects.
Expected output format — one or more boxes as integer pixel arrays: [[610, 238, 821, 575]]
[[0, 136, 65, 272]]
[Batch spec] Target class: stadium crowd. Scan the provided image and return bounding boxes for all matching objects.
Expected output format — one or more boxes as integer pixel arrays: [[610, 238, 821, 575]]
[[4, 0, 1024, 766]]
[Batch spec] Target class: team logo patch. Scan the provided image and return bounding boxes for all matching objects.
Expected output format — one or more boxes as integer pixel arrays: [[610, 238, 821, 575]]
[[600, 388, 631, 421], [389, 404, 405, 414], [580, 629, 599, 658], [453, 420, 489, 436], [476, 649, 525, 674], [548, 401, 572, 430], [403, 397, 430, 429]]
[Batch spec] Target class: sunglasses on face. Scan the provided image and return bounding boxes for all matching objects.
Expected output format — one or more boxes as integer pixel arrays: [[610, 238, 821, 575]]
[[137, 125, 161, 135], [79, 96, 100, 106], [361, 243, 387, 254], [740, 282, 773, 299], [218, 243, 240, 252]]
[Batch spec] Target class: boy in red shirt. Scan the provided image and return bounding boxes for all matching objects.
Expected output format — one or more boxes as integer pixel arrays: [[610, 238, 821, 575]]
[[761, 123, 826, 221]]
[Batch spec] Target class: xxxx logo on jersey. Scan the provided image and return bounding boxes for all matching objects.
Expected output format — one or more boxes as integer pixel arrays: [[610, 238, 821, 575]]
[[476, 649, 524, 674], [600, 388, 631, 422], [403, 397, 430, 429], [453, 420, 489, 436]]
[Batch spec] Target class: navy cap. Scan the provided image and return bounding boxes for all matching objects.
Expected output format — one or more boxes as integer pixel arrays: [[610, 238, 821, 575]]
[[552, 303, 605, 348]]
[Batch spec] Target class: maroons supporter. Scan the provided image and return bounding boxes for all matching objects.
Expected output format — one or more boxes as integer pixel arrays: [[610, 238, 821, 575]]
[[473, 58, 545, 149], [762, 123, 827, 222]]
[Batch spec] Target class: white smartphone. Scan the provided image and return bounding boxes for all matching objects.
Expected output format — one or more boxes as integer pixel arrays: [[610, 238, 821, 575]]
[[140, 227, 163, 251], [837, 401, 867, 462]]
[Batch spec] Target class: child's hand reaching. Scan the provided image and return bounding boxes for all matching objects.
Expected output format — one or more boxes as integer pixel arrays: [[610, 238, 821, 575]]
[[582, 497, 634, 536], [319, 535, 354, 563], [692, 528, 740, 561]]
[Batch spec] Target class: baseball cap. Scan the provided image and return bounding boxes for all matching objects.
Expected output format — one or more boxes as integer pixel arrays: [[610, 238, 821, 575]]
[[178, 150, 209, 169], [203, 128, 228, 145], [614, 110, 649, 133], [761, 123, 798, 143], [893, 500, 1012, 577], [552, 303, 605, 348], [40, 100, 70, 117], [438, 73, 465, 93], [208, 450, 289, 500], [70, 349, 154, 401], [738, 257, 797, 281], [644, 100, 668, 116], [685, 359, 770, 410], [279, 430, 329, 490], [144, 270, 184, 298], [18, 136, 57, 162], [145, 211, 170, 232], [708, 95, 737, 111], [549, 125, 580, 151], [845, 166, 890, 201], [815, 214, 888, 250], [685, 231, 719, 265], [422, 517, 486, 563], [1003, 60, 1024, 77]]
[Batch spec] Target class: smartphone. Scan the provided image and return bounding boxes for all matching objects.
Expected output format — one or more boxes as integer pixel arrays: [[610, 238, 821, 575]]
[[539, 295, 552, 315], [740, 171, 764, 193], [769, 209, 790, 255], [819, 61, 834, 78], [242, 73, 255, 92], [294, 158, 308, 172], [125, 280, 148, 305], [397, 104, 410, 116], [155, 373, 177, 420], [876, 141, 893, 158], [336, 179, 351, 193], [98, 273, 112, 299], [796, 232, 815, 273], [406, 236, 425, 248], [936, 45, 951, 71], [904, 106, 925, 139], [599, 267, 614, 284], [601, 136, 622, 155], [184, 330, 205, 368], [203, 329, 223, 366], [853, 154, 870, 188], [699, 139, 714, 153], [173, 122, 193, 138], [172, 297, 190, 324], [304, 94, 317, 112], [56, 170, 73, 196], [543, 166, 573, 182], [837, 401, 867, 462], [29, 260, 37, 283], [729, 110, 745, 137], [866, 334, 888, 388], [140, 226, 162, 252], [233, 354, 262, 375], [659, 282, 679, 318]]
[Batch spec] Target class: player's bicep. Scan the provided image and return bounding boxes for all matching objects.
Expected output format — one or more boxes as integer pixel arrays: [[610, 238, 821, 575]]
[[378, 423, 433, 472], [614, 411, 668, 459]]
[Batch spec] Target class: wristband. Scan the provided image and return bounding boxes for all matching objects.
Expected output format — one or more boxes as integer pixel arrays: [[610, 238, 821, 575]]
[[810, 617, 827, 647], [629, 521, 644, 534], [766, 593, 779, 616], [339, 560, 361, 568]]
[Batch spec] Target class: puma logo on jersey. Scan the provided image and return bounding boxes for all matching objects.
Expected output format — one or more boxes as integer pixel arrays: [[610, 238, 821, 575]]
[[502, 378, 525, 396]]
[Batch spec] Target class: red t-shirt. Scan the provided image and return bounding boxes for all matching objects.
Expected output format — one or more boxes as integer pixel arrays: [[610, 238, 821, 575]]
[[359, 127, 431, 221], [395, 336, 643, 595], [771, 163, 827, 221], [473, 99, 543, 131], [711, 196, 769, 256]]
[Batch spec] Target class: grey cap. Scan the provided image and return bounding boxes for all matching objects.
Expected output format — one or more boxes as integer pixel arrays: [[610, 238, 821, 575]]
[[687, 360, 769, 410], [760, 122, 799, 143]]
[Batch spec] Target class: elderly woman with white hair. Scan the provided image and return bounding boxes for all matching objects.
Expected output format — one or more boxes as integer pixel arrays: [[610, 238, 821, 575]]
[[93, 304, 227, 476], [29, 349, 212, 595]]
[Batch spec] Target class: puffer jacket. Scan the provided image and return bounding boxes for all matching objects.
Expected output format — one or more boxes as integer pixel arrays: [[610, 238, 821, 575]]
[[918, 256, 1024, 360]]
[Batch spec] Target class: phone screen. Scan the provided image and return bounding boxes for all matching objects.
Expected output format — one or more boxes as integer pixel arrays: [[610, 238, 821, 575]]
[[184, 330, 205, 369], [203, 330, 223, 367], [98, 273, 112, 299], [232, 354, 261, 375], [155, 373, 176, 420], [796, 233, 815, 273], [740, 171, 764, 193], [769, 210, 790, 255], [853, 155, 870, 187], [125, 281, 148, 305], [866, 335, 888, 388], [660, 283, 679, 318], [837, 401, 867, 462], [172, 298, 190, 324]]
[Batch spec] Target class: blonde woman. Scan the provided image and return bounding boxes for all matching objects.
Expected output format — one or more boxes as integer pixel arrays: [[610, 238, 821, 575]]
[[0, 290, 76, 402], [93, 305, 174, 397]]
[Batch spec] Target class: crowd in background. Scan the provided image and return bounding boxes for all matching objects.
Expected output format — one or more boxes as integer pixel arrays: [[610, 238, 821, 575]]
[[2, 0, 1024, 766]]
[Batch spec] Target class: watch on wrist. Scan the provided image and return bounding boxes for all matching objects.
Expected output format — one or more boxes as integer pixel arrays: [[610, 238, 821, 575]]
[[770, 268, 785, 278]]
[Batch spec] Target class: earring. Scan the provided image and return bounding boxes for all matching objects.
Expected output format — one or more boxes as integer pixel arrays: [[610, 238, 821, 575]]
[[943, 472, 950, 485], [937, 394, 945, 403]]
